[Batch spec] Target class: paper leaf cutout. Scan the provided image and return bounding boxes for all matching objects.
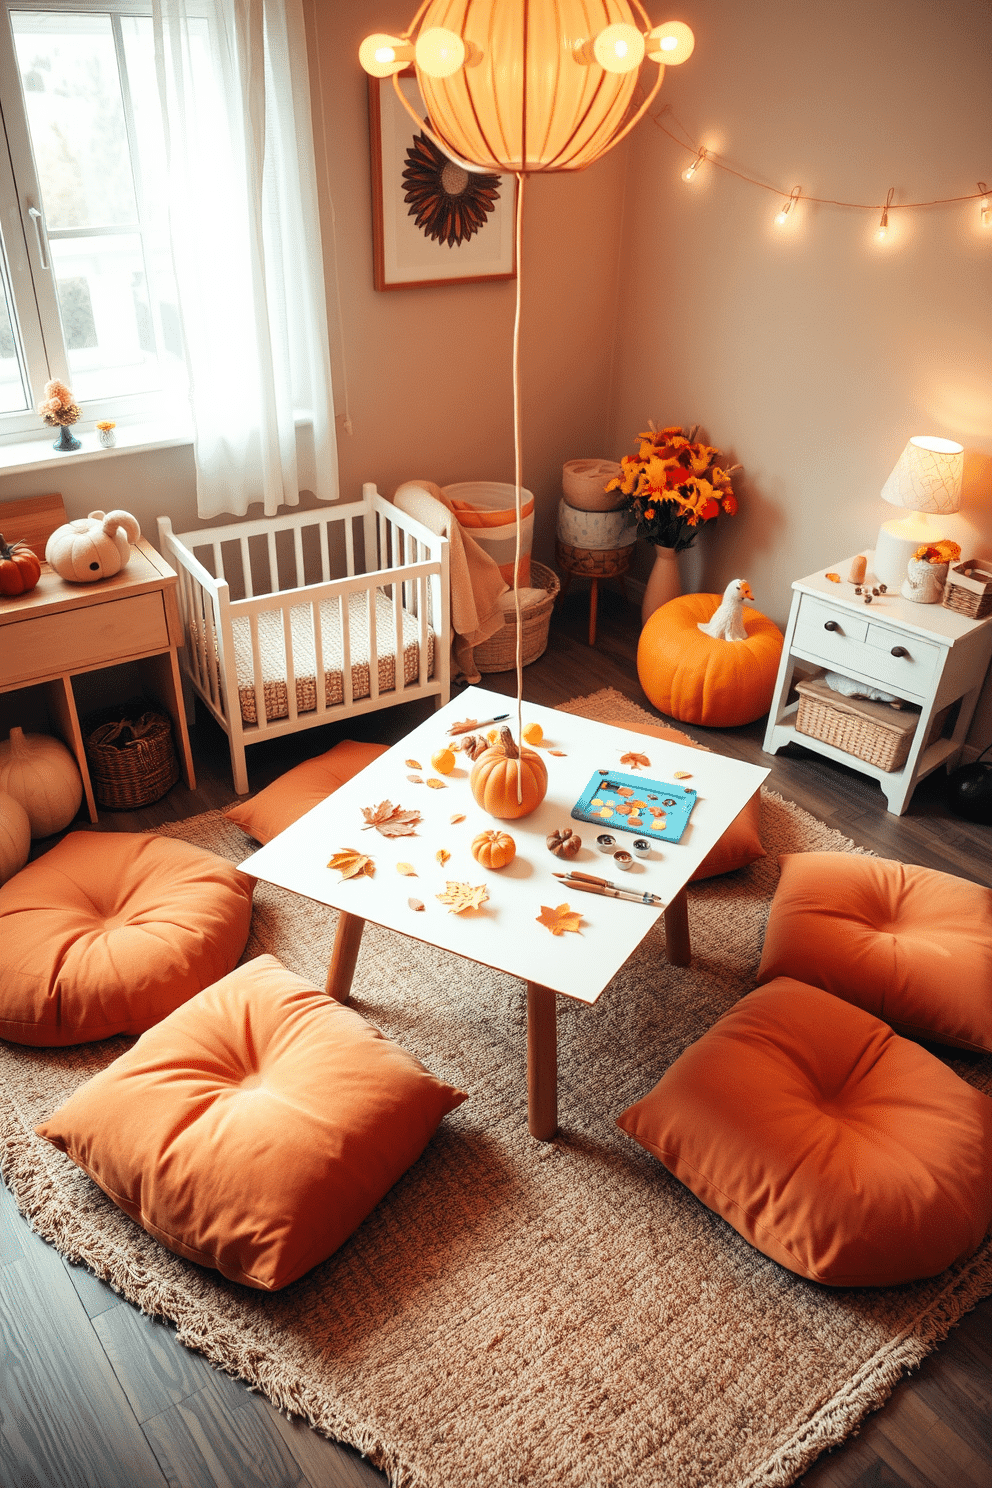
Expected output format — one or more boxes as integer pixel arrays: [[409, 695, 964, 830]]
[[448, 718, 479, 735], [407, 774, 423, 784], [620, 752, 651, 770], [361, 801, 422, 837], [408, 898, 425, 912], [450, 813, 466, 824], [537, 902, 583, 937], [548, 750, 568, 757], [673, 770, 692, 780], [328, 848, 375, 880], [405, 758, 422, 770], [436, 880, 490, 914], [436, 848, 451, 866], [396, 862, 417, 876], [426, 777, 447, 790]]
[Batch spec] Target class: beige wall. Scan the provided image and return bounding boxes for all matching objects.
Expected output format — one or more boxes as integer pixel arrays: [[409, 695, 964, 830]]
[[609, 0, 992, 741]]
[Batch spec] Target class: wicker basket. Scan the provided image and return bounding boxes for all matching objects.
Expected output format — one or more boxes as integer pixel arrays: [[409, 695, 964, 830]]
[[794, 677, 950, 773], [472, 561, 560, 674], [83, 699, 180, 809], [942, 558, 992, 620]]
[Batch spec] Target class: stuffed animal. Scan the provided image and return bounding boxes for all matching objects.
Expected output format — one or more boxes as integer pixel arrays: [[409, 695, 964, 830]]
[[698, 578, 754, 642], [45, 510, 141, 583]]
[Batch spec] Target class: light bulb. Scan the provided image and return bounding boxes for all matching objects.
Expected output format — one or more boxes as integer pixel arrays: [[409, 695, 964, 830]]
[[876, 188, 894, 242], [682, 148, 705, 183], [980, 184, 991, 227], [646, 21, 695, 65], [774, 208, 788, 226], [593, 23, 645, 73], [415, 26, 467, 78], [359, 32, 413, 77]]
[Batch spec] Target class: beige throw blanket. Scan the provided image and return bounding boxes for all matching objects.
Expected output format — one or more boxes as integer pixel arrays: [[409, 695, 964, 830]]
[[393, 479, 508, 684]]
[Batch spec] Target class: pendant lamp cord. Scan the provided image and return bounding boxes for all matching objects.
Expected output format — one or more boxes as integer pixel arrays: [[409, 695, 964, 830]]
[[512, 172, 526, 799]]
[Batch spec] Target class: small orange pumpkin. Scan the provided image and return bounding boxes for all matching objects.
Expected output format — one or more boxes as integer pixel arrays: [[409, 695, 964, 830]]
[[0, 533, 42, 597], [637, 593, 784, 727], [470, 725, 548, 820], [471, 829, 516, 869]]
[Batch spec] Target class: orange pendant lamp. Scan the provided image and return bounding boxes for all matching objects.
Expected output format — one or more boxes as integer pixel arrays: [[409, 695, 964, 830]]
[[360, 1, 695, 175]]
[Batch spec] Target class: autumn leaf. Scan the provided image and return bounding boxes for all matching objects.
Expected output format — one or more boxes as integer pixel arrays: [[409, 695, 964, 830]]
[[405, 758, 422, 770], [436, 848, 451, 866], [673, 771, 692, 780], [407, 774, 424, 784], [328, 848, 375, 880], [447, 718, 479, 736], [436, 880, 490, 914], [825, 572, 841, 583], [537, 902, 583, 937], [361, 801, 422, 837], [450, 812, 466, 824], [396, 862, 417, 876], [548, 750, 568, 757], [408, 898, 425, 912], [426, 778, 447, 790], [620, 752, 651, 770]]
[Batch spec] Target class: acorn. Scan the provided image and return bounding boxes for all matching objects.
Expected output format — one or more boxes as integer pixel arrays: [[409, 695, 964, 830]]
[[546, 827, 581, 859]]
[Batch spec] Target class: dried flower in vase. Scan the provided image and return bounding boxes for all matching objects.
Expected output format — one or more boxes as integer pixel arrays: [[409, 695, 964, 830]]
[[38, 378, 82, 452]]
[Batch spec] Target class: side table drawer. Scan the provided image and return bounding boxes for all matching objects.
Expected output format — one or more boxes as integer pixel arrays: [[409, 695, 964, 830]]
[[0, 592, 170, 687], [793, 595, 939, 699]]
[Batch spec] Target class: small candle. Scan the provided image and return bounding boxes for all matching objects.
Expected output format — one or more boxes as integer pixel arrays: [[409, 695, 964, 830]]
[[596, 833, 616, 854], [612, 850, 634, 871], [631, 838, 651, 857]]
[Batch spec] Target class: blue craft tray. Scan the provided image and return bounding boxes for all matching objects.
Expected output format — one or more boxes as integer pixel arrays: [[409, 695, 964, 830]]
[[570, 769, 697, 844]]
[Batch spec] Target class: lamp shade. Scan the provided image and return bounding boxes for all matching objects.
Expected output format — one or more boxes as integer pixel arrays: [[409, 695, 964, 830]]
[[880, 436, 964, 515]]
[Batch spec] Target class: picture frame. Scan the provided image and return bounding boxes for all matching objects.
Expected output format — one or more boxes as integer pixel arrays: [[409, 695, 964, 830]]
[[367, 72, 516, 291]]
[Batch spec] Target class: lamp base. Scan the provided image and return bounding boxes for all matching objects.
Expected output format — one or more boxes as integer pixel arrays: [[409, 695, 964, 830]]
[[874, 514, 951, 590]]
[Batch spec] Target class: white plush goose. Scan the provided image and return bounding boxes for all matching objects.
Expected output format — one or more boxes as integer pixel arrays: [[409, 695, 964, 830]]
[[698, 579, 754, 642]]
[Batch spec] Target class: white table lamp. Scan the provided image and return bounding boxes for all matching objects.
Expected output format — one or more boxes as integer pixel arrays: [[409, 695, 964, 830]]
[[874, 435, 964, 588]]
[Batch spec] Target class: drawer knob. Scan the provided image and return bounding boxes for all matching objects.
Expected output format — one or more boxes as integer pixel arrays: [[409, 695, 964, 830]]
[[890, 645, 909, 658], [823, 620, 840, 632]]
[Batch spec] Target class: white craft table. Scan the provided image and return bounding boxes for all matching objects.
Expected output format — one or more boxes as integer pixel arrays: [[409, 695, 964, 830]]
[[239, 686, 768, 1139]]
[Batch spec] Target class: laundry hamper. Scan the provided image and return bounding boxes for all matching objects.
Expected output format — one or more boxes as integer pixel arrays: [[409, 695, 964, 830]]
[[472, 562, 559, 673], [82, 700, 180, 808], [794, 677, 951, 773]]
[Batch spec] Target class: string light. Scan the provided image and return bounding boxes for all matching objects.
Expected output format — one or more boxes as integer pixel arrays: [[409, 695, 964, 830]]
[[980, 183, 991, 227], [774, 186, 801, 226], [681, 146, 706, 182], [876, 187, 895, 242]]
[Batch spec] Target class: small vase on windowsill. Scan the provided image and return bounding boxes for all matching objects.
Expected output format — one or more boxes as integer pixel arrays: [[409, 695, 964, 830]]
[[641, 544, 682, 625], [53, 423, 81, 452]]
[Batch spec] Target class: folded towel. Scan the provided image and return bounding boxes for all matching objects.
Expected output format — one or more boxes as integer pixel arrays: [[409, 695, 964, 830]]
[[393, 480, 509, 685]]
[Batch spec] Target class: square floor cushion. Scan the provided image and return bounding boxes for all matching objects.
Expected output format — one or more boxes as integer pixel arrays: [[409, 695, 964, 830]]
[[617, 978, 992, 1287], [224, 739, 389, 844], [605, 717, 765, 879], [0, 832, 254, 1046], [756, 852, 992, 1053], [36, 954, 468, 1290]]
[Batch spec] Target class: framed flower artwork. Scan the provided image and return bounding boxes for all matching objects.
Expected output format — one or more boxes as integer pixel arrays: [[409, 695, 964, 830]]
[[367, 72, 516, 291]]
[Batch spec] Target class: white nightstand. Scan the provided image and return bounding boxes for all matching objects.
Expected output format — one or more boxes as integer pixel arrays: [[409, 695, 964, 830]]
[[762, 555, 992, 815]]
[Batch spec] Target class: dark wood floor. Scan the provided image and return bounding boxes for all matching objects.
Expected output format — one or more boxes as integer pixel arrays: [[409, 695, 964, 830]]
[[2, 581, 990, 1488]]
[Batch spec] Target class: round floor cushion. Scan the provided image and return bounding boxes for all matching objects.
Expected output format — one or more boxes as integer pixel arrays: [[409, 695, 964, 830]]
[[617, 978, 992, 1287], [637, 593, 783, 726], [0, 831, 254, 1046]]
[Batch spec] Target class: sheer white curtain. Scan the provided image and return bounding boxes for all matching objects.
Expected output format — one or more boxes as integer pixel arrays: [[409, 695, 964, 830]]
[[153, 0, 337, 518]]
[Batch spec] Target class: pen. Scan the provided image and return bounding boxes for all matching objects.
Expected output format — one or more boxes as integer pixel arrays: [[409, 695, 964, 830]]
[[555, 877, 663, 908], [447, 712, 511, 736], [554, 870, 663, 902]]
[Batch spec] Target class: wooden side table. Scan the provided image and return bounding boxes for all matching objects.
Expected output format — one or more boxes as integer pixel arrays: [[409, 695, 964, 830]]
[[555, 538, 631, 646], [0, 537, 196, 822]]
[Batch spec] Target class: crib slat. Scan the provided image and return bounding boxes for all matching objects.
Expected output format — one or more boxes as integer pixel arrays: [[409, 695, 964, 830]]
[[293, 527, 305, 588], [393, 575, 404, 693], [212, 541, 225, 583], [418, 570, 429, 688], [283, 604, 299, 723], [267, 530, 279, 594], [248, 613, 267, 733], [340, 593, 353, 708], [319, 520, 331, 583], [312, 596, 327, 716], [367, 586, 379, 702], [344, 516, 355, 578], [240, 537, 254, 599]]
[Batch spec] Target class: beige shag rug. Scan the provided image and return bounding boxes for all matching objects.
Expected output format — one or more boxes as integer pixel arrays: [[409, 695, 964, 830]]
[[2, 688, 991, 1488]]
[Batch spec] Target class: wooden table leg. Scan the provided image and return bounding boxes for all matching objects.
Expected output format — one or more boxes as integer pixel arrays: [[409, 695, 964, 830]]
[[526, 982, 558, 1140], [664, 887, 691, 967], [325, 911, 366, 1002], [588, 578, 599, 647]]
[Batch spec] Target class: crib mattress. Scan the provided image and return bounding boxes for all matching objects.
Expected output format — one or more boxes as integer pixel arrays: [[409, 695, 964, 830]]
[[223, 589, 434, 725]]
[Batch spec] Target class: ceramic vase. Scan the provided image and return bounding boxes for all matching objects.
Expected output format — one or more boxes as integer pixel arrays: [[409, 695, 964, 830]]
[[641, 544, 682, 625], [53, 423, 81, 452], [901, 557, 947, 604]]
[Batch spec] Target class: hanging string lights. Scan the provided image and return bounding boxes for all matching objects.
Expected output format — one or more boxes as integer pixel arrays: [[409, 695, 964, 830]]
[[774, 185, 801, 227]]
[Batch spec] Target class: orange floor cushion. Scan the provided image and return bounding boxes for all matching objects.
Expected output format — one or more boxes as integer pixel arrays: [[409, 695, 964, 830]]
[[757, 852, 992, 1053], [617, 978, 992, 1287], [605, 717, 764, 879], [0, 832, 253, 1047], [224, 738, 389, 843], [36, 954, 468, 1291]]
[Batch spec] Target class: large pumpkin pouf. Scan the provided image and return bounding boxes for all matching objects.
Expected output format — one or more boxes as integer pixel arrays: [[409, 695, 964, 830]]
[[35, 955, 468, 1290], [617, 979, 992, 1287], [637, 593, 783, 726], [0, 832, 254, 1046], [757, 852, 992, 1053]]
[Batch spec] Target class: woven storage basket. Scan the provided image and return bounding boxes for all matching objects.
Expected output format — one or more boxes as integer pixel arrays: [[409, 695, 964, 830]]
[[942, 559, 992, 620], [794, 677, 950, 773], [83, 699, 180, 809], [473, 561, 560, 674]]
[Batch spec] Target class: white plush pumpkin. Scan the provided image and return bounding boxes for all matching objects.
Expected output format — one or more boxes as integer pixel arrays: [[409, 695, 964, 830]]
[[45, 509, 141, 583], [0, 788, 30, 885], [0, 727, 83, 838]]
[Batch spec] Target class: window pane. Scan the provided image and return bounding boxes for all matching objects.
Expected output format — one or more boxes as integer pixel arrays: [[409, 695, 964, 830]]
[[0, 268, 28, 413], [11, 12, 137, 232]]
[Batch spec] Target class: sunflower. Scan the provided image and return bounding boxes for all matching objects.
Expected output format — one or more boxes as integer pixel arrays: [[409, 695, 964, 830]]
[[402, 132, 502, 248]]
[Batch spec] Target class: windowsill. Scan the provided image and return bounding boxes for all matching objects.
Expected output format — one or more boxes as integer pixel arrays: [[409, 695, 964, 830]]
[[0, 419, 194, 478]]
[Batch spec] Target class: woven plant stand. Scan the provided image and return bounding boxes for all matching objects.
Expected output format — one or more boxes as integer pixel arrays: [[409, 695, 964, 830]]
[[473, 562, 560, 674], [82, 699, 180, 809]]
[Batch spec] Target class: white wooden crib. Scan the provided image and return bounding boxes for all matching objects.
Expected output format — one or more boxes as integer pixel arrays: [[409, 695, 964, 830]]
[[158, 485, 450, 793]]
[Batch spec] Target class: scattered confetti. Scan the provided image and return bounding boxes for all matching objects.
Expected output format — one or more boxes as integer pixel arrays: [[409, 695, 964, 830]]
[[537, 903, 583, 937], [396, 862, 417, 876], [408, 898, 425, 912], [405, 758, 422, 770], [436, 848, 451, 866], [328, 849, 375, 880], [674, 771, 693, 780], [361, 801, 422, 837], [548, 749, 568, 757], [450, 813, 466, 824], [620, 751, 651, 770], [825, 572, 841, 583], [436, 881, 490, 914], [426, 777, 447, 790]]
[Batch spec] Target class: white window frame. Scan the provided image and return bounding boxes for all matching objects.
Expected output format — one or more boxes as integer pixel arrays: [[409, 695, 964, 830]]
[[0, 0, 196, 445]]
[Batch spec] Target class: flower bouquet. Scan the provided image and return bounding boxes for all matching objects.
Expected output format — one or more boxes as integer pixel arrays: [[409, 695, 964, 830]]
[[608, 423, 740, 552]]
